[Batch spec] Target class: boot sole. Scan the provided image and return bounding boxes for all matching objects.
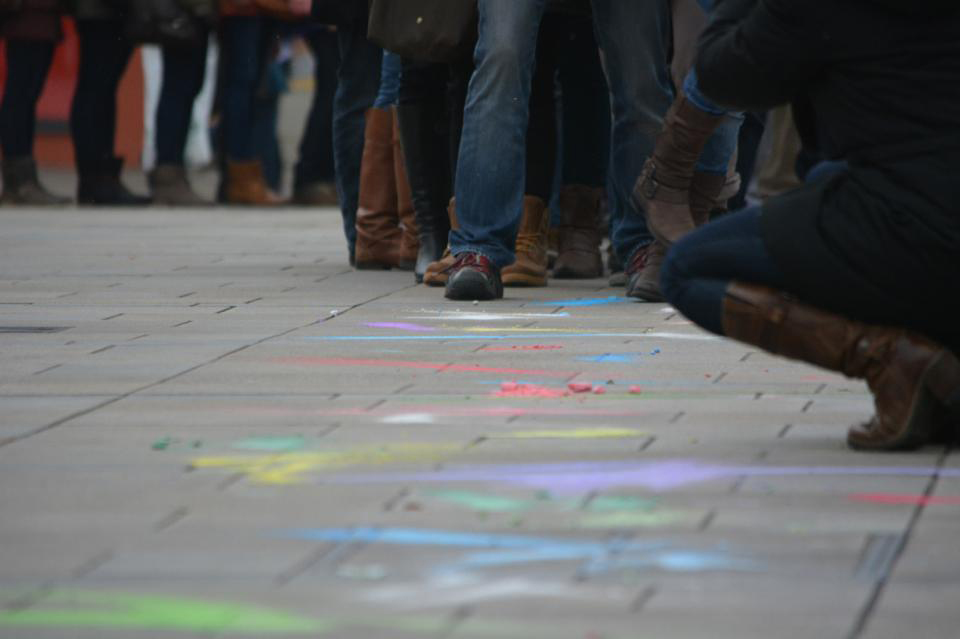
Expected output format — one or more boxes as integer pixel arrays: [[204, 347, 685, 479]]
[[502, 275, 547, 287], [445, 271, 503, 301], [355, 262, 393, 270], [848, 350, 960, 451]]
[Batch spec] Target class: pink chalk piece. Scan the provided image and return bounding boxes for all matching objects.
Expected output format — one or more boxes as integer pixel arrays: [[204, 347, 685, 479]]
[[629, 386, 644, 394], [592, 386, 606, 395], [849, 493, 960, 506], [495, 384, 569, 398], [568, 382, 593, 394]]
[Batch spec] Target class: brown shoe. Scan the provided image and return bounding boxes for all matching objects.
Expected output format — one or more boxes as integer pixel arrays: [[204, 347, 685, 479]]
[[1, 157, 70, 205], [393, 108, 419, 271], [355, 107, 402, 270], [423, 198, 459, 287], [626, 241, 666, 302], [553, 185, 604, 279], [225, 160, 284, 205], [633, 96, 723, 246], [150, 164, 209, 206], [502, 195, 549, 287], [722, 282, 960, 451]]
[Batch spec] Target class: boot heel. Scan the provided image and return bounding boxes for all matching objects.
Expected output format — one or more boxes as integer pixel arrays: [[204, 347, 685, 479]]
[[926, 351, 960, 414]]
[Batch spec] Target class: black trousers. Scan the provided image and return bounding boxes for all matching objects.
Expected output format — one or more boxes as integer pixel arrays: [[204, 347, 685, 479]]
[[70, 19, 134, 172], [293, 27, 339, 189], [0, 39, 56, 159], [156, 33, 209, 166]]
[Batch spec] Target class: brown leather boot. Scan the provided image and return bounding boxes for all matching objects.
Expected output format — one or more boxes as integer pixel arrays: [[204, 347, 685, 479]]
[[553, 185, 604, 279], [355, 107, 403, 270], [502, 196, 549, 287], [633, 95, 723, 247], [423, 198, 459, 287], [722, 282, 960, 451], [393, 108, 419, 271], [225, 160, 284, 205], [150, 165, 209, 206]]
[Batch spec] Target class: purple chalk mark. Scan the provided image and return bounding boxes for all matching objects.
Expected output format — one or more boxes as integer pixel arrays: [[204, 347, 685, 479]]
[[364, 322, 436, 332], [326, 460, 960, 494]]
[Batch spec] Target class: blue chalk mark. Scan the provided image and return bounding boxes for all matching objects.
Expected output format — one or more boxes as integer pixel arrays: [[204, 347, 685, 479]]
[[577, 354, 636, 363], [306, 333, 656, 342], [279, 527, 756, 575], [531, 296, 634, 307]]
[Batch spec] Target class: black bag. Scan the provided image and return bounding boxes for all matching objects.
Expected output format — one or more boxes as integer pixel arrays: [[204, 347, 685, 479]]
[[367, 0, 477, 64]]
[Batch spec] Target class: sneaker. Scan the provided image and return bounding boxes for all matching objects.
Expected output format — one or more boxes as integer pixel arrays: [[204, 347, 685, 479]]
[[622, 244, 651, 298], [627, 241, 666, 301], [444, 252, 503, 301]]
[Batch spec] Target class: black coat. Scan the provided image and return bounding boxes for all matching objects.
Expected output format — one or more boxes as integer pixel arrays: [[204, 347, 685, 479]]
[[696, 0, 960, 350]]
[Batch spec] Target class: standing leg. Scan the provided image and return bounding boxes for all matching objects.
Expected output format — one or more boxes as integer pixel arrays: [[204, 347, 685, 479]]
[[293, 27, 340, 205]]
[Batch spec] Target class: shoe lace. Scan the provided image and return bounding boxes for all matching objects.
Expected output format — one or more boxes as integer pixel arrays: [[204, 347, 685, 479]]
[[445, 252, 495, 276], [515, 231, 539, 255]]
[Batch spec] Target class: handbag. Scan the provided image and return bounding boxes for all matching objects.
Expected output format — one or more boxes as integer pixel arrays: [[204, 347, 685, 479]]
[[367, 0, 477, 63]]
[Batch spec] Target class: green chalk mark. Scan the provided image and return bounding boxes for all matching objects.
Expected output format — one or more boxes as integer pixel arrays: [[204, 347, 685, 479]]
[[579, 511, 691, 529], [0, 591, 328, 634], [231, 435, 307, 452], [425, 490, 535, 513], [587, 495, 658, 512], [151, 437, 174, 451]]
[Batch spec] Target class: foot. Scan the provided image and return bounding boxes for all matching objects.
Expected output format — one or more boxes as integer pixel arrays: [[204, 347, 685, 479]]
[[444, 252, 503, 301], [626, 241, 666, 302]]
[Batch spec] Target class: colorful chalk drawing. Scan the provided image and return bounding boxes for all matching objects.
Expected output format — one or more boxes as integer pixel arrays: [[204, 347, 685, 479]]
[[0, 590, 611, 638], [271, 356, 574, 378], [231, 435, 307, 452], [306, 332, 715, 342], [0, 591, 325, 634], [191, 442, 460, 484], [364, 322, 436, 332], [406, 310, 570, 320], [281, 527, 755, 576], [849, 493, 960, 506], [498, 428, 647, 439], [327, 459, 960, 494], [531, 296, 635, 307]]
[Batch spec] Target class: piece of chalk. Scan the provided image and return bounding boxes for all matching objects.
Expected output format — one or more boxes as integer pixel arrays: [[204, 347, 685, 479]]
[[567, 382, 592, 393], [629, 386, 644, 394]]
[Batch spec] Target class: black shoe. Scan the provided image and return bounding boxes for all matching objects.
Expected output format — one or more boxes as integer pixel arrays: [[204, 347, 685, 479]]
[[444, 252, 503, 301], [78, 157, 151, 206]]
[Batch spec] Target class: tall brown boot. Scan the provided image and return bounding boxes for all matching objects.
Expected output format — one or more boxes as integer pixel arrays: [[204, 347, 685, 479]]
[[355, 107, 403, 270], [633, 95, 723, 246], [722, 282, 960, 451], [423, 198, 459, 287], [502, 196, 549, 287], [553, 185, 604, 279], [393, 108, 419, 271], [225, 160, 284, 205]]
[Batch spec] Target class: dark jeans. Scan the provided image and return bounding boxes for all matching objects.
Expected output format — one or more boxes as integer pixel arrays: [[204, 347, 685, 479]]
[[156, 34, 209, 166], [0, 39, 55, 159], [294, 27, 339, 189], [70, 20, 134, 171], [219, 16, 272, 162], [332, 16, 382, 255], [660, 207, 785, 335]]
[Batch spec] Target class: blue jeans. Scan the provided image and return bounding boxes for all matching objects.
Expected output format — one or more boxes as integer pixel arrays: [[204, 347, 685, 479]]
[[660, 207, 785, 335], [451, 0, 673, 268], [333, 18, 382, 258], [373, 52, 402, 109]]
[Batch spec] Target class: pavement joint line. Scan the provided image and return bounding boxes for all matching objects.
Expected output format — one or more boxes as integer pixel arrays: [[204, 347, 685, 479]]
[[153, 506, 189, 532], [0, 282, 415, 450], [846, 446, 951, 639], [382, 487, 410, 511], [777, 423, 793, 438], [630, 585, 658, 613], [70, 550, 113, 579]]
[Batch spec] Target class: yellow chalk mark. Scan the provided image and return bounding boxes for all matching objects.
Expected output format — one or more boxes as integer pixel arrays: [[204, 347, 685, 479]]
[[191, 443, 459, 484], [501, 428, 646, 439]]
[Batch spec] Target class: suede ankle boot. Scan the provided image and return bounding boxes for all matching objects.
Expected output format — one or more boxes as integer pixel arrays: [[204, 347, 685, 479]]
[[423, 198, 459, 287], [224, 160, 284, 205], [150, 164, 209, 206], [77, 156, 151, 206], [355, 107, 403, 269], [553, 185, 604, 279], [722, 282, 960, 451], [0, 157, 70, 205], [633, 96, 723, 246], [502, 196, 549, 287]]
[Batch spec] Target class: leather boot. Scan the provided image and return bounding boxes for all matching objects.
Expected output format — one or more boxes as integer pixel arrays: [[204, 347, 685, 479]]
[[629, 171, 733, 302], [632, 95, 723, 246], [396, 102, 451, 283], [423, 198, 459, 287], [502, 195, 549, 287], [722, 282, 960, 451], [224, 159, 284, 205], [0, 157, 70, 205], [77, 156, 151, 206], [355, 107, 403, 269], [393, 108, 418, 271], [553, 185, 604, 279], [150, 164, 209, 206]]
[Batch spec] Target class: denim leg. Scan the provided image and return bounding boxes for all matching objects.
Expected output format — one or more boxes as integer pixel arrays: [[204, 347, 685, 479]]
[[449, 0, 548, 268], [156, 36, 209, 166], [334, 18, 381, 255], [373, 52, 402, 109], [219, 16, 261, 161], [660, 206, 786, 335], [0, 40, 54, 159], [590, 0, 674, 264]]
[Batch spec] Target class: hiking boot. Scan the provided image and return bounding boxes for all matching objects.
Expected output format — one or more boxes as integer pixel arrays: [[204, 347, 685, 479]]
[[553, 185, 604, 279], [423, 198, 459, 287], [444, 252, 503, 301], [502, 195, 549, 287], [224, 159, 284, 205]]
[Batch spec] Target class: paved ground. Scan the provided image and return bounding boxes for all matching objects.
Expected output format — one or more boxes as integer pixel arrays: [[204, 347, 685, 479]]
[[0, 204, 957, 639]]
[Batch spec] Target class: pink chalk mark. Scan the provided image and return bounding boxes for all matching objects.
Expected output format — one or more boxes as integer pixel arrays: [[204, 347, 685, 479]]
[[568, 382, 593, 394], [364, 322, 436, 332], [274, 357, 573, 378], [495, 383, 569, 398], [849, 493, 960, 506], [629, 386, 644, 395], [592, 386, 606, 395], [481, 344, 564, 352]]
